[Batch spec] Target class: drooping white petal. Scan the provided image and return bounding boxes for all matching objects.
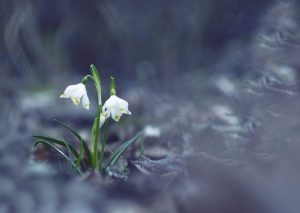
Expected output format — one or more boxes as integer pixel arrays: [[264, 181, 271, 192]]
[[117, 97, 131, 115], [81, 93, 90, 110], [110, 107, 123, 122], [60, 84, 81, 98], [101, 95, 131, 122], [60, 93, 69, 98], [60, 83, 90, 110], [120, 107, 131, 115], [99, 113, 107, 128], [102, 95, 117, 110]]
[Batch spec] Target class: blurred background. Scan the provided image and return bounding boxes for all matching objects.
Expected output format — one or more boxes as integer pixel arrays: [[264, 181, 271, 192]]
[[1, 0, 300, 212]]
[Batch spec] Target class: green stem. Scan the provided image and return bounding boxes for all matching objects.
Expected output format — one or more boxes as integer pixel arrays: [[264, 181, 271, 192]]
[[99, 119, 109, 170], [91, 105, 102, 169], [90, 64, 102, 106], [89, 64, 102, 170]]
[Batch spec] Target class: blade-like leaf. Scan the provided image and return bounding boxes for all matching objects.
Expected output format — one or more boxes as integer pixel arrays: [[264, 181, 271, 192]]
[[90, 64, 102, 105], [99, 119, 109, 170], [53, 119, 92, 164], [62, 139, 75, 161], [53, 119, 85, 142], [34, 140, 82, 175], [61, 139, 81, 173], [76, 141, 84, 167], [91, 115, 100, 169], [103, 131, 144, 174], [79, 139, 92, 165], [32, 136, 79, 158]]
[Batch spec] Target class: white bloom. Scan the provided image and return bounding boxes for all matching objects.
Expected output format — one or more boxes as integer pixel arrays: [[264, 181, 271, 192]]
[[60, 83, 90, 110], [99, 114, 106, 128], [102, 95, 131, 122]]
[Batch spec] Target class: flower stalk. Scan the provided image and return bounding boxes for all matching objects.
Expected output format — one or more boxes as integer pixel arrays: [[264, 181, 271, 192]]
[[99, 119, 109, 170], [89, 65, 102, 170], [91, 105, 101, 169], [90, 64, 102, 106]]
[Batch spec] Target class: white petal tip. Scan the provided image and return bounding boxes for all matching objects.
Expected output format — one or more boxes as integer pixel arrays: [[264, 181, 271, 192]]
[[71, 97, 80, 105], [113, 115, 120, 122]]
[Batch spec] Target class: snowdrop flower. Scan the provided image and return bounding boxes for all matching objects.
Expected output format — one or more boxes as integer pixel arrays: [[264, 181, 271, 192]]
[[101, 95, 131, 122], [60, 83, 90, 110]]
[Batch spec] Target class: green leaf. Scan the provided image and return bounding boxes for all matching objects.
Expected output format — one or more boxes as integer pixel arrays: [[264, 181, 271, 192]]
[[89, 64, 102, 170], [32, 136, 79, 159], [99, 119, 109, 170], [53, 119, 92, 164], [62, 139, 74, 160], [90, 64, 102, 105], [91, 112, 100, 169], [76, 141, 84, 167], [61, 139, 80, 173], [103, 131, 144, 174], [34, 140, 82, 175]]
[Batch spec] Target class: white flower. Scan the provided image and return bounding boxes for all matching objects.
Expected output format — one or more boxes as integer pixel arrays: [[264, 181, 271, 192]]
[[99, 114, 106, 128], [101, 95, 131, 122], [60, 83, 90, 110]]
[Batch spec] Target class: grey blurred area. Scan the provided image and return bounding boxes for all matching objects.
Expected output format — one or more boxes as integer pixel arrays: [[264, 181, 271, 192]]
[[1, 0, 300, 212]]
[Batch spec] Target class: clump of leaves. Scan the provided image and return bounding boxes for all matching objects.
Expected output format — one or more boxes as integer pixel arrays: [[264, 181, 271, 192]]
[[33, 65, 143, 176]]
